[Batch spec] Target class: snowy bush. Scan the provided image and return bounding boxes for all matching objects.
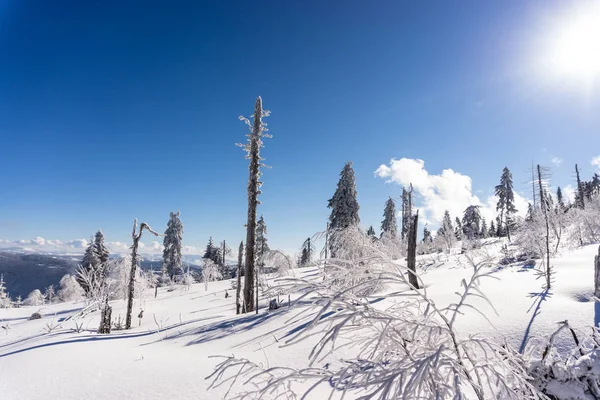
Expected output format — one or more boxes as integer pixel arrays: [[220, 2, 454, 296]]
[[209, 247, 544, 399], [0, 275, 11, 308], [23, 289, 45, 306], [57, 274, 85, 302], [525, 320, 600, 399]]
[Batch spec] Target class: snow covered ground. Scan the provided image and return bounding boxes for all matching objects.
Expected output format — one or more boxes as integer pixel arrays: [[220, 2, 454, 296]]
[[1, 242, 599, 399]]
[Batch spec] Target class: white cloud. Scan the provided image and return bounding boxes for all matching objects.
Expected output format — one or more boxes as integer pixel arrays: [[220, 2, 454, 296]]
[[592, 155, 600, 171], [375, 158, 529, 228], [562, 184, 576, 203], [551, 157, 563, 167]]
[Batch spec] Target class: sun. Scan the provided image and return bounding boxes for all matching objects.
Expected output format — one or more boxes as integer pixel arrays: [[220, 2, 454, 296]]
[[545, 3, 600, 82]]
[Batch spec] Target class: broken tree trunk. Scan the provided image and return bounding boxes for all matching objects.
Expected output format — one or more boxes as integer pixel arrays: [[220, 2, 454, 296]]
[[126, 219, 160, 329], [98, 297, 112, 334], [236, 241, 243, 315], [407, 211, 419, 290]]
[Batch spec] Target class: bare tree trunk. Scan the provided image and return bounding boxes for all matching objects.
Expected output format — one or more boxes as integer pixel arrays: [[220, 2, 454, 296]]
[[576, 164, 585, 209], [407, 211, 419, 290], [243, 98, 264, 314], [236, 241, 243, 315], [255, 263, 259, 315], [98, 296, 112, 334], [126, 219, 159, 329], [595, 245, 600, 298], [537, 165, 552, 290]]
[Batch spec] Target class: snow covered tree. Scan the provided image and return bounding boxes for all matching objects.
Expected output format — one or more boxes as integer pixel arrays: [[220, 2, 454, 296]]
[[23, 289, 44, 306], [422, 226, 432, 243], [462, 205, 482, 240], [489, 220, 496, 238], [328, 161, 360, 257], [495, 167, 517, 241], [94, 230, 110, 267], [454, 217, 463, 240], [58, 274, 84, 302], [78, 236, 100, 294], [366, 225, 376, 241], [44, 285, 56, 303], [202, 259, 222, 291], [238, 96, 272, 314], [299, 237, 315, 266], [556, 186, 565, 211], [255, 215, 269, 269], [0, 274, 11, 308], [381, 197, 397, 239], [437, 210, 456, 252], [218, 240, 231, 278], [162, 211, 183, 280], [480, 217, 488, 238], [576, 164, 585, 209]]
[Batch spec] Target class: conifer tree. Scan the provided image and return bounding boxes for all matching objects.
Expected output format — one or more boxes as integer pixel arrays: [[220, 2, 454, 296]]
[[423, 226, 432, 243], [575, 164, 585, 209], [441, 210, 453, 235], [255, 216, 269, 269], [381, 197, 397, 239], [79, 236, 100, 294], [480, 218, 488, 238], [94, 230, 110, 267], [366, 226, 376, 241], [162, 211, 183, 280], [299, 237, 315, 266], [488, 220, 496, 238], [239, 97, 271, 314], [556, 187, 565, 211], [0, 274, 11, 308], [495, 167, 517, 241], [462, 206, 481, 240], [327, 162, 360, 257], [454, 217, 463, 240]]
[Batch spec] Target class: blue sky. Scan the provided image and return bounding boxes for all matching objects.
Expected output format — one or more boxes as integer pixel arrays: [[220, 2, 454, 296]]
[[1, 0, 599, 255]]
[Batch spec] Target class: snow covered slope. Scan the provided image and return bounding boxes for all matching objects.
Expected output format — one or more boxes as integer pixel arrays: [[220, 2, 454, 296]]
[[1, 242, 599, 399]]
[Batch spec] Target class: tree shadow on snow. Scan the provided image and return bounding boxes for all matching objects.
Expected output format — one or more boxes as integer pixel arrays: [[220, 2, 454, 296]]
[[519, 289, 552, 354], [0, 316, 219, 359]]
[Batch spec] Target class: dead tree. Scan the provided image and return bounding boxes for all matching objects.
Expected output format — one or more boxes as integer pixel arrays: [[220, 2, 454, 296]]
[[238, 96, 271, 314], [407, 210, 419, 289], [537, 165, 552, 289], [98, 297, 112, 334], [576, 164, 585, 209], [595, 245, 600, 298], [126, 219, 160, 329], [236, 241, 243, 315]]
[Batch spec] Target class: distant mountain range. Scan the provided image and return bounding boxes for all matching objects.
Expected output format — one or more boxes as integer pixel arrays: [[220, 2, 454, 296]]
[[0, 249, 207, 300]]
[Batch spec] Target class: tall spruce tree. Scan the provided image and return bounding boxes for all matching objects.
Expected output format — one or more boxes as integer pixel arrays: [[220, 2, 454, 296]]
[[79, 236, 101, 294], [204, 237, 216, 260], [162, 211, 183, 280], [366, 226, 376, 241], [441, 210, 453, 235], [480, 217, 488, 238], [495, 167, 517, 241], [454, 217, 463, 240], [381, 197, 397, 239], [239, 96, 271, 313], [488, 220, 496, 238], [423, 226, 432, 243], [556, 187, 565, 211], [462, 206, 482, 240], [327, 162, 360, 257], [94, 230, 110, 266], [300, 237, 315, 266]]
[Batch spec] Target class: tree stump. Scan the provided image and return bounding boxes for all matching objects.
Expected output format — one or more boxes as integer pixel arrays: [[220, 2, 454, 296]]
[[98, 301, 112, 334]]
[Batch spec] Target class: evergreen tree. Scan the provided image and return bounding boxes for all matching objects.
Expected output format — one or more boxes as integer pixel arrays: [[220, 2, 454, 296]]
[[454, 217, 463, 240], [525, 202, 534, 222], [462, 205, 481, 240], [204, 237, 216, 260], [423, 226, 432, 243], [495, 167, 517, 241], [327, 162, 360, 257], [255, 215, 270, 268], [94, 230, 110, 266], [162, 211, 184, 280], [78, 236, 101, 294], [480, 218, 488, 238], [0, 274, 11, 308], [440, 210, 453, 235], [366, 226, 376, 241], [556, 187, 565, 211], [300, 237, 315, 266], [488, 220, 496, 238], [381, 197, 397, 238]]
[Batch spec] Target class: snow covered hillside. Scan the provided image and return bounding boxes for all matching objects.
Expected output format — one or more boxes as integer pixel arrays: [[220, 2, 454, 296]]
[[1, 242, 599, 399]]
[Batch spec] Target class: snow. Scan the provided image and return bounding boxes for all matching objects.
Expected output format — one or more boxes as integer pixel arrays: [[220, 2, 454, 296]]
[[1, 241, 599, 399]]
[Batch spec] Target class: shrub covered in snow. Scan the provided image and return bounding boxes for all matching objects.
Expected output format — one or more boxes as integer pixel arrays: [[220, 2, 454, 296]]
[[23, 289, 45, 306], [57, 274, 85, 302]]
